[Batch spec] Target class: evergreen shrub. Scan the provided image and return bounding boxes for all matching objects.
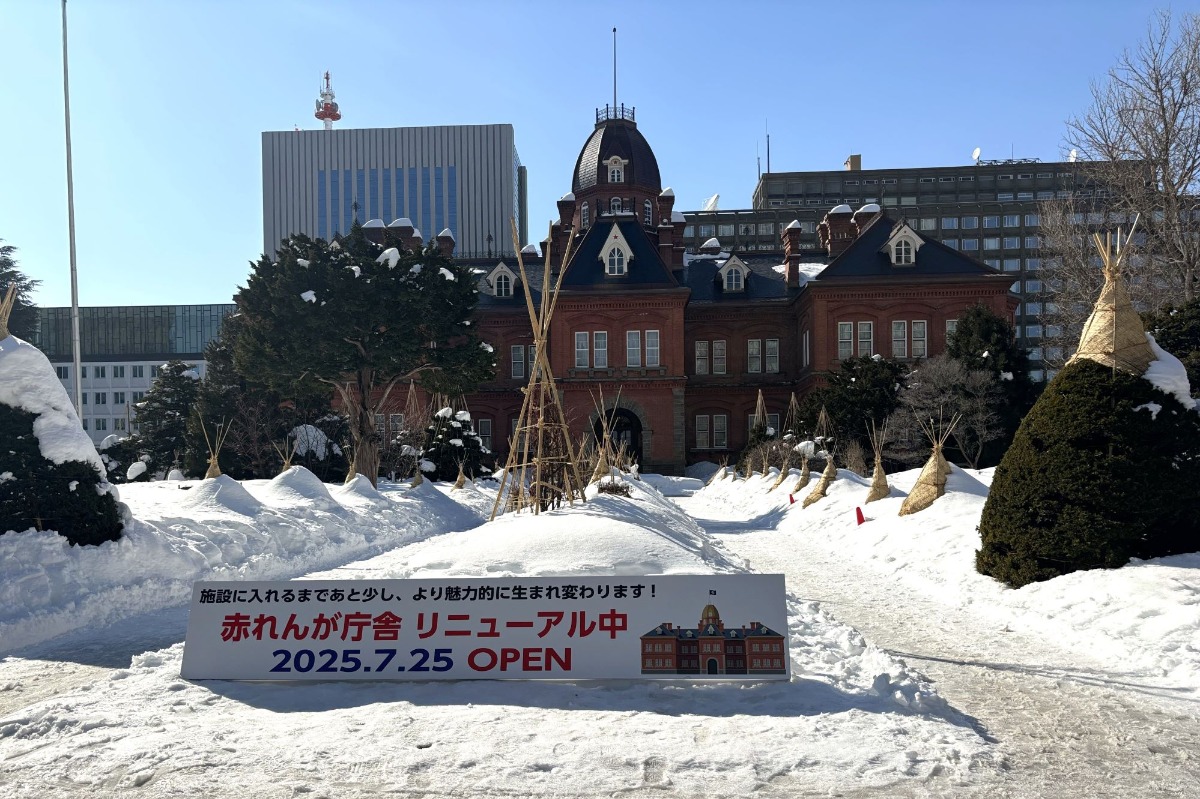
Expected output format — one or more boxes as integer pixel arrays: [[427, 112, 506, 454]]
[[976, 358, 1200, 587], [0, 404, 123, 545]]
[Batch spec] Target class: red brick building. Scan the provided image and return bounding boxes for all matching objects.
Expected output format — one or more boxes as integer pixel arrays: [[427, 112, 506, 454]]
[[373, 105, 1017, 474], [640, 603, 786, 676]]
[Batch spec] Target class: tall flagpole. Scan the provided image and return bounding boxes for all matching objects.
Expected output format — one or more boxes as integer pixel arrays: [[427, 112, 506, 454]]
[[62, 0, 82, 412], [612, 27, 617, 111]]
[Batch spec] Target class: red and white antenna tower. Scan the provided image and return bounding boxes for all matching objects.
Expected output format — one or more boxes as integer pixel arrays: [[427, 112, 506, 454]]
[[314, 71, 341, 130]]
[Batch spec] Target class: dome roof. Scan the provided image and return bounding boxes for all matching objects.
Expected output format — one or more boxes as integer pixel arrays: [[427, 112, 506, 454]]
[[572, 118, 661, 194]]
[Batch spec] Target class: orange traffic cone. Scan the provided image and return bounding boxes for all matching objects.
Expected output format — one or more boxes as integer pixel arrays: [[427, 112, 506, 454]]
[[788, 493, 795, 505], [855, 507, 866, 525]]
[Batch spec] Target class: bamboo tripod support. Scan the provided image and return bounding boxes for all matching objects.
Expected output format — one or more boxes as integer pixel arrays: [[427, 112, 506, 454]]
[[489, 220, 588, 520]]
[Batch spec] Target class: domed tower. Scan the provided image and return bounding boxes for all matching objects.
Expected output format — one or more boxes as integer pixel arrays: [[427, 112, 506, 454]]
[[569, 104, 665, 232], [699, 603, 725, 633]]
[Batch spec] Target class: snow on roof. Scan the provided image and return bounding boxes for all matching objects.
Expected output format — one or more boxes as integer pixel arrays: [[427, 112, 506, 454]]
[[411, 228, 422, 240], [0, 335, 107, 476], [388, 217, 414, 228], [771, 260, 828, 287], [521, 244, 540, 255], [785, 219, 802, 229], [438, 228, 455, 240], [363, 219, 385, 228], [671, 210, 686, 223], [660, 187, 675, 197], [702, 237, 721, 249], [857, 203, 882, 214], [830, 204, 853, 214], [560, 192, 575, 202]]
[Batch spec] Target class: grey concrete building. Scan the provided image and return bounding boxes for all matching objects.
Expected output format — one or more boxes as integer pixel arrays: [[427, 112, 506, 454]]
[[35, 304, 235, 444], [262, 124, 527, 258]]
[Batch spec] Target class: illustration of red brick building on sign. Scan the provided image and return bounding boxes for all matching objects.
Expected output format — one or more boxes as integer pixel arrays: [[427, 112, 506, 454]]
[[639, 602, 786, 676]]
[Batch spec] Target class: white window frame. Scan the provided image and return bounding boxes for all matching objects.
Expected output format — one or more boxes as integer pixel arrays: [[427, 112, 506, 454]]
[[645, 330, 660, 368], [495, 272, 512, 297], [643, 199, 653, 226], [765, 338, 779, 373], [695, 340, 709, 375], [626, 331, 642, 367], [892, 320, 908, 358], [713, 340, 727, 374], [838, 322, 853, 360], [724, 269, 744, 291], [713, 414, 728, 449], [607, 247, 626, 275], [912, 320, 927, 358], [594, 331, 608, 368], [696, 415, 711, 449], [575, 332, 590, 368], [477, 418, 492, 451], [610, 197, 622, 214], [747, 339, 762, 373], [511, 344, 525, 379], [858, 321, 873, 357], [581, 202, 590, 228]]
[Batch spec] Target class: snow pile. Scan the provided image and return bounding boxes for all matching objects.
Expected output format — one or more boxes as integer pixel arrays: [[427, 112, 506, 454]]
[[0, 471, 487, 653], [691, 466, 1200, 695], [290, 423, 341, 459], [376, 248, 401, 269], [0, 335, 107, 477], [1145, 334, 1198, 410]]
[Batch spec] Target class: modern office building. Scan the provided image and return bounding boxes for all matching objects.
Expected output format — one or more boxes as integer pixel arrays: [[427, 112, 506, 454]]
[[261, 125, 527, 259], [34, 304, 235, 444], [683, 158, 1099, 380]]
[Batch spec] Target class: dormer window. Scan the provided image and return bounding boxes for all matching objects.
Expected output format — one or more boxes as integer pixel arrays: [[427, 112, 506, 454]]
[[610, 197, 623, 214], [882, 222, 924, 267], [607, 247, 626, 275], [599, 224, 634, 276], [495, 272, 512, 297], [581, 202, 590, 228], [487, 262, 518, 297], [643, 199, 654, 226], [605, 155, 628, 184], [716, 255, 749, 292]]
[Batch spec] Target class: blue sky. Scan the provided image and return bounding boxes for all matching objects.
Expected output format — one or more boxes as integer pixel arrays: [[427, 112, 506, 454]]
[[1, 0, 1183, 307]]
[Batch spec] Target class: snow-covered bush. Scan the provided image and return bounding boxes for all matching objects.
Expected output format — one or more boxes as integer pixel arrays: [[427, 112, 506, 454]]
[[421, 408, 491, 482]]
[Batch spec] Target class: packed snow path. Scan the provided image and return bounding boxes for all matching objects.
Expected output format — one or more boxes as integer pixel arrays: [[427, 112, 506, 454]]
[[678, 488, 1200, 798]]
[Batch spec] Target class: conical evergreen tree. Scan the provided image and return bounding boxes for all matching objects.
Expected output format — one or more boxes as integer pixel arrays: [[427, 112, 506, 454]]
[[0, 240, 39, 341], [422, 407, 489, 482], [136, 360, 200, 475], [976, 358, 1200, 587]]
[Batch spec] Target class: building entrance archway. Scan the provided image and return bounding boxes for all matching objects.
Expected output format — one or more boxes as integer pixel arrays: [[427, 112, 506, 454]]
[[706, 658, 719, 675], [594, 408, 643, 466]]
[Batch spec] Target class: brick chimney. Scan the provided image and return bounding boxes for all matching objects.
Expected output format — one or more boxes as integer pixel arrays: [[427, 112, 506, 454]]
[[362, 219, 386, 246], [557, 192, 576, 228], [781, 219, 804, 288], [436, 228, 456, 257], [657, 187, 675, 227], [852, 203, 882, 237], [387, 218, 421, 252], [817, 205, 856, 258]]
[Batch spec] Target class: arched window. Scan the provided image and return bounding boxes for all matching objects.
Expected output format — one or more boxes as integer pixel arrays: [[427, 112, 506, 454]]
[[581, 202, 590, 228], [610, 165, 623, 183], [607, 247, 626, 275], [644, 199, 654, 226], [610, 197, 623, 214], [894, 239, 914, 265], [495, 273, 512, 297], [724, 269, 744, 291]]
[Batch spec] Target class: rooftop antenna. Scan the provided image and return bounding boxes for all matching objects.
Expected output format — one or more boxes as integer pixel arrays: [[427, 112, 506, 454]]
[[1069, 148, 1078, 163], [314, 71, 341, 131], [971, 146, 981, 165], [766, 120, 771, 174], [756, 141, 761, 181], [612, 27, 617, 111]]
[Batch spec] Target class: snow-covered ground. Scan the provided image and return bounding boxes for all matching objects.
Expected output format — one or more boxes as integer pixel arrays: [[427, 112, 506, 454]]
[[1, 464, 1198, 797]]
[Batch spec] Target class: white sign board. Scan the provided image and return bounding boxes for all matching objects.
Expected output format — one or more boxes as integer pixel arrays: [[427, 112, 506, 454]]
[[181, 574, 788, 681]]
